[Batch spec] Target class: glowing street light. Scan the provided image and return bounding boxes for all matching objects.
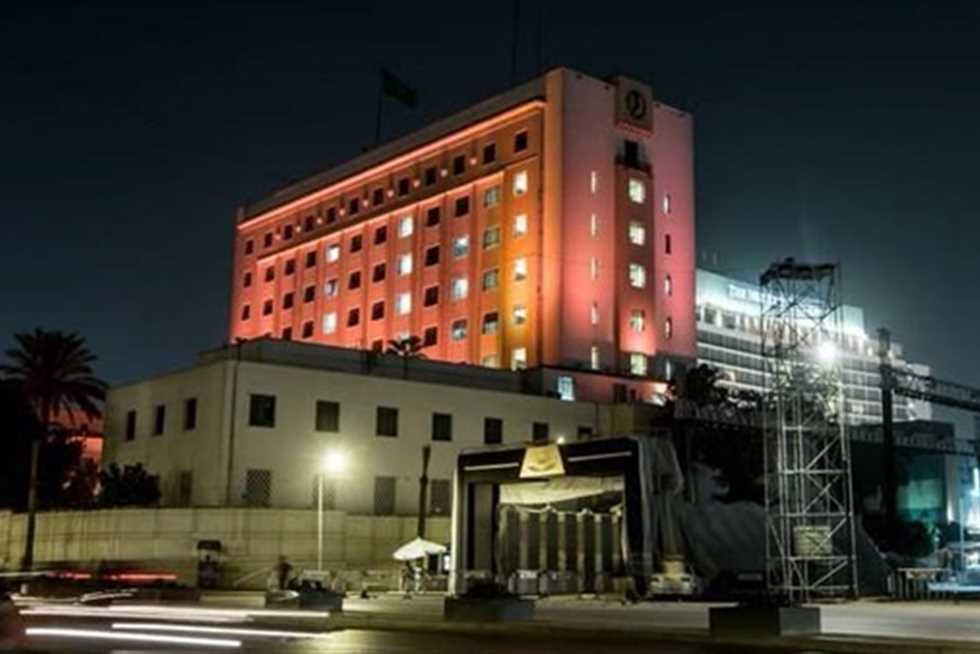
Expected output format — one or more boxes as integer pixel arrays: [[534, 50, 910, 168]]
[[317, 450, 347, 571]]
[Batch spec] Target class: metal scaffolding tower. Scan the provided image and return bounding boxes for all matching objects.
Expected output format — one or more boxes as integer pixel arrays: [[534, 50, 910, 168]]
[[760, 259, 857, 602]]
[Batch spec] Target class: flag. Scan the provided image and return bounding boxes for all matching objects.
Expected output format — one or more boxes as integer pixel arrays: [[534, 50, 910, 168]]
[[381, 68, 417, 109]]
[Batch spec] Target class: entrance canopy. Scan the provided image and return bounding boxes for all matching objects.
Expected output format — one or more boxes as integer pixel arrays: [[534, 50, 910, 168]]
[[500, 476, 624, 505]]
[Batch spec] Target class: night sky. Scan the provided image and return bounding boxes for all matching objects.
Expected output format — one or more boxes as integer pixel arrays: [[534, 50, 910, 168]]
[[3, 3, 978, 432]]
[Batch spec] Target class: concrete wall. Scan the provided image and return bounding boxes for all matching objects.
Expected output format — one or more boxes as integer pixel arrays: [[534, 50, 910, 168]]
[[0, 508, 449, 589]]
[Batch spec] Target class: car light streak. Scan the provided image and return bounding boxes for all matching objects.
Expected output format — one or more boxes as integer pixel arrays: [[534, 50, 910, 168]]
[[26, 627, 241, 648]]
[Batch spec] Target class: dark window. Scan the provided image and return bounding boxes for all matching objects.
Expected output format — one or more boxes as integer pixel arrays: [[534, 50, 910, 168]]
[[327, 207, 337, 223], [184, 398, 197, 431], [347, 308, 360, 327], [430, 479, 451, 515], [283, 224, 293, 240], [432, 413, 453, 441], [482, 143, 496, 164], [372, 262, 386, 283], [374, 476, 396, 515], [244, 469, 272, 507], [423, 326, 438, 347], [372, 188, 384, 206], [514, 130, 528, 152], [243, 272, 252, 288], [264, 267, 275, 282], [371, 301, 385, 321], [244, 239, 254, 255], [348, 271, 362, 290], [240, 305, 250, 321], [452, 154, 465, 175], [304, 285, 315, 302], [178, 470, 193, 507], [152, 405, 165, 436], [665, 234, 672, 254], [376, 406, 399, 437], [306, 251, 317, 268], [577, 425, 594, 439], [426, 207, 441, 227], [302, 321, 314, 338], [315, 400, 340, 432], [249, 394, 276, 427], [304, 215, 315, 231], [482, 312, 499, 334], [348, 198, 359, 215], [350, 235, 363, 253], [263, 233, 273, 248], [262, 299, 273, 316], [424, 286, 439, 307], [125, 410, 136, 441], [424, 167, 437, 186], [283, 292, 294, 310], [284, 259, 295, 275], [532, 422, 549, 443], [375, 225, 387, 245], [454, 196, 470, 217], [624, 139, 640, 167], [371, 339, 384, 352], [484, 417, 503, 444], [425, 246, 440, 267], [398, 178, 410, 196], [281, 327, 292, 340]]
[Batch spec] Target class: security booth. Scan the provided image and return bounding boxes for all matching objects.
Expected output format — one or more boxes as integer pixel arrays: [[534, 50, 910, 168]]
[[450, 436, 677, 597]]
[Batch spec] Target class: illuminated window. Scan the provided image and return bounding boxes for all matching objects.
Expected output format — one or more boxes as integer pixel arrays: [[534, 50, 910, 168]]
[[590, 345, 600, 371], [451, 319, 467, 340], [482, 268, 499, 290], [426, 207, 440, 226], [483, 225, 501, 249], [513, 170, 528, 196], [629, 263, 646, 289], [628, 178, 646, 204], [451, 277, 468, 301], [628, 221, 646, 246], [482, 143, 496, 164], [424, 286, 439, 307], [590, 213, 598, 237], [326, 244, 340, 263], [514, 131, 528, 152], [557, 376, 575, 401], [511, 347, 527, 371], [663, 193, 672, 214], [396, 292, 412, 315], [322, 312, 337, 334], [665, 317, 673, 339], [482, 312, 499, 335], [482, 354, 499, 368], [590, 171, 598, 194], [453, 235, 470, 258], [514, 213, 528, 237], [423, 326, 438, 347], [347, 308, 360, 327], [630, 309, 645, 333], [371, 301, 384, 321], [397, 253, 413, 276], [483, 186, 501, 208], [513, 257, 528, 282], [629, 353, 648, 376], [324, 279, 338, 298], [240, 304, 250, 321], [590, 257, 599, 280], [664, 274, 672, 296], [591, 302, 599, 326], [512, 305, 527, 325], [398, 216, 414, 238]]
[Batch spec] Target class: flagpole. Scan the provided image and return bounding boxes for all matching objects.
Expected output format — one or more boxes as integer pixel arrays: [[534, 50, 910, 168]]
[[374, 69, 384, 147]]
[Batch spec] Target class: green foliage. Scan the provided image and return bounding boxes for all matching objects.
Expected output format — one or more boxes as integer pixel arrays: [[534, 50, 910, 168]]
[[97, 463, 161, 508], [386, 335, 425, 358]]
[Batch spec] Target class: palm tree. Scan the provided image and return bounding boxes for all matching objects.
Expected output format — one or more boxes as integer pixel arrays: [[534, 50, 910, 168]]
[[386, 335, 425, 379], [1, 329, 106, 569]]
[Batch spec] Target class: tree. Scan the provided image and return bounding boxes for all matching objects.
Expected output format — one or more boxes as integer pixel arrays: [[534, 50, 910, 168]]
[[97, 463, 161, 507], [386, 335, 425, 379], [0, 329, 106, 569]]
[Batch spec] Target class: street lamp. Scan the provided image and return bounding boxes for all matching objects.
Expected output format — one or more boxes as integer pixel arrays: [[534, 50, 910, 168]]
[[318, 450, 346, 571]]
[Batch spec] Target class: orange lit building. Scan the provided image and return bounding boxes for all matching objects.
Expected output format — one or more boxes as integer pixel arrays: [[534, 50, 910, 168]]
[[229, 68, 695, 383]]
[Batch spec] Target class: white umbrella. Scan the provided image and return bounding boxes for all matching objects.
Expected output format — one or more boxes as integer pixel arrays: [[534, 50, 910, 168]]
[[392, 537, 447, 561]]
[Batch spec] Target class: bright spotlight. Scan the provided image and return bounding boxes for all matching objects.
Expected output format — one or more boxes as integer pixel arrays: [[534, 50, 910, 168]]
[[816, 341, 838, 366], [322, 451, 346, 474]]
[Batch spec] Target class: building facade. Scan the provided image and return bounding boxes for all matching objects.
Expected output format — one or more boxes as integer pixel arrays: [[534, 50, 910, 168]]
[[695, 268, 933, 425], [229, 68, 696, 381]]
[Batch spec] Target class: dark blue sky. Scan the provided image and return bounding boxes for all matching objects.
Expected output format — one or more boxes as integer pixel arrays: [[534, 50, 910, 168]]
[[2, 2, 978, 429]]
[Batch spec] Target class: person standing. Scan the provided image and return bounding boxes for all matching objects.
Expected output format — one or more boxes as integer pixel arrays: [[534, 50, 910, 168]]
[[276, 555, 294, 590]]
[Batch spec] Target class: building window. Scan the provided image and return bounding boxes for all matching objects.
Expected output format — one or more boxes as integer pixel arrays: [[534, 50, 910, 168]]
[[512, 305, 527, 325], [557, 376, 575, 401], [430, 479, 451, 515], [306, 251, 317, 268], [315, 400, 340, 432], [396, 292, 412, 315], [624, 139, 640, 167], [513, 170, 528, 196], [347, 308, 360, 327], [663, 193, 672, 214], [372, 263, 386, 283], [348, 271, 362, 290], [326, 244, 340, 262], [482, 354, 499, 367], [483, 225, 501, 249], [451, 277, 468, 301], [629, 221, 646, 246], [348, 198, 359, 215], [628, 178, 646, 204], [302, 320, 314, 338], [665, 274, 673, 296], [283, 292, 294, 310], [483, 186, 501, 208], [451, 319, 467, 340], [245, 239, 254, 255], [323, 312, 337, 334], [281, 327, 292, 340], [376, 406, 399, 437], [243, 272, 252, 288], [326, 207, 337, 223], [590, 213, 598, 237], [423, 326, 438, 347], [324, 279, 338, 297], [371, 301, 385, 321], [590, 345, 600, 371], [453, 235, 470, 258], [183, 398, 197, 431], [452, 154, 466, 175], [590, 171, 598, 194], [629, 263, 647, 289], [350, 235, 363, 253], [454, 196, 470, 217], [513, 258, 528, 282], [153, 405, 165, 436], [285, 260, 296, 276], [514, 130, 528, 152], [591, 302, 599, 326], [262, 299, 274, 316], [305, 215, 315, 231], [424, 167, 437, 186], [285, 224, 296, 240], [374, 476, 396, 515], [425, 245, 440, 266], [630, 309, 646, 332], [426, 207, 440, 227], [264, 267, 275, 282], [482, 268, 499, 291], [424, 285, 439, 307], [240, 304, 250, 321], [245, 469, 272, 507], [397, 253, 413, 276], [304, 285, 316, 302], [484, 417, 503, 444], [374, 225, 387, 245], [398, 178, 410, 196], [665, 317, 673, 339], [398, 216, 414, 238], [264, 233, 273, 248], [482, 312, 499, 335], [590, 258, 599, 281], [665, 234, 672, 254], [512, 347, 528, 371], [248, 394, 276, 428], [532, 422, 549, 443], [513, 213, 528, 237], [432, 413, 453, 442], [372, 188, 384, 206], [630, 353, 648, 376], [482, 143, 496, 164]]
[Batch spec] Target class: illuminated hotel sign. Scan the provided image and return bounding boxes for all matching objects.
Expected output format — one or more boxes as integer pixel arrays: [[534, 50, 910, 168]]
[[615, 76, 653, 133]]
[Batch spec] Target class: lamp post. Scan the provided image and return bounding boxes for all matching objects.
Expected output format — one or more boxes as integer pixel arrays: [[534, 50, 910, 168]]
[[318, 451, 346, 572]]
